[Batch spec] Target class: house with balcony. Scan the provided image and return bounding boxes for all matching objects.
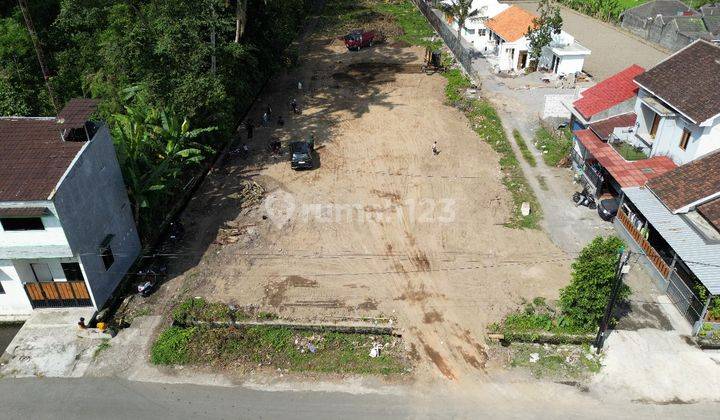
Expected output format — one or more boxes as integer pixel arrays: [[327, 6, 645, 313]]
[[632, 39, 720, 166], [568, 40, 720, 198], [0, 99, 140, 320]]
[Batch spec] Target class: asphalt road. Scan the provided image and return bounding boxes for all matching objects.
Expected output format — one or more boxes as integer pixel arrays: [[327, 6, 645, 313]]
[[2, 377, 720, 419]]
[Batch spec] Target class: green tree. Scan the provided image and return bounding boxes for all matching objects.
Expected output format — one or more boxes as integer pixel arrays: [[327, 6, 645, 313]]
[[110, 87, 216, 224], [440, 0, 485, 38], [559, 235, 631, 329], [526, 0, 563, 61]]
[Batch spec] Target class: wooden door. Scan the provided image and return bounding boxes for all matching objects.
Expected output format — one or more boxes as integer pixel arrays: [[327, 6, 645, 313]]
[[650, 113, 661, 138]]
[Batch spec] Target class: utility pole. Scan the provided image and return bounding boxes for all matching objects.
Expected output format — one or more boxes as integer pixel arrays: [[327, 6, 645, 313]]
[[18, 0, 59, 113], [595, 248, 629, 353]]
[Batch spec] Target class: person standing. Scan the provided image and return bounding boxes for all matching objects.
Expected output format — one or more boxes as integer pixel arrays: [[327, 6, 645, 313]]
[[262, 112, 269, 127], [245, 120, 254, 139], [432, 141, 439, 155], [307, 133, 315, 150]]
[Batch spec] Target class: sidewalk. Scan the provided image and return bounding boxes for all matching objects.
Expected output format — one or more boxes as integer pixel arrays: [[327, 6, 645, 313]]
[[0, 308, 100, 378]]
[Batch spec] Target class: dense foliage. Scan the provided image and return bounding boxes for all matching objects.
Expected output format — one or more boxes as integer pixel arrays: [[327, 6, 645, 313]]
[[559, 236, 631, 329], [1, 0, 308, 236], [559, 0, 625, 22]]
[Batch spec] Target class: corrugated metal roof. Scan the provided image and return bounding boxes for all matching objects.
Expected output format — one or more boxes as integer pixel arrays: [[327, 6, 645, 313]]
[[624, 186, 720, 294]]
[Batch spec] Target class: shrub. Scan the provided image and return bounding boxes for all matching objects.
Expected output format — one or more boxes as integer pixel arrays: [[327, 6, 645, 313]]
[[151, 326, 196, 365], [559, 236, 630, 329]]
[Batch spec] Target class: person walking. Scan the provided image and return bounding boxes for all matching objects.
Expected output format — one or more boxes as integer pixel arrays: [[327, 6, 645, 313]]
[[290, 98, 299, 115], [245, 120, 254, 139], [266, 105, 272, 117], [432, 141, 439, 155], [307, 133, 315, 150], [262, 112, 269, 127]]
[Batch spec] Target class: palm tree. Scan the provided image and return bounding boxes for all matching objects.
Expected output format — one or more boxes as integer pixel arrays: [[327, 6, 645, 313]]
[[440, 0, 486, 38]]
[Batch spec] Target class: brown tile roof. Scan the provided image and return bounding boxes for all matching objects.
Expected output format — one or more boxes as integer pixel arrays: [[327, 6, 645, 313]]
[[634, 40, 720, 123], [698, 198, 720, 231], [646, 150, 720, 211], [0, 99, 98, 202], [57, 98, 99, 129], [0, 207, 50, 217], [588, 113, 637, 140], [485, 6, 537, 42]]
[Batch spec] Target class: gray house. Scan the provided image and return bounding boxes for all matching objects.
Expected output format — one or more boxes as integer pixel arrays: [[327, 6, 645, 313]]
[[0, 99, 140, 319], [621, 0, 719, 51]]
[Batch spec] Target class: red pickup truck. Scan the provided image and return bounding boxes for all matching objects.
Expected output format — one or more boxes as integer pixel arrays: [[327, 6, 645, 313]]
[[344, 29, 375, 51]]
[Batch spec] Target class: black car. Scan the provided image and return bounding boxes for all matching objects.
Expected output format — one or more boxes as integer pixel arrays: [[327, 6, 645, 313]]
[[290, 141, 313, 170], [598, 197, 619, 221]]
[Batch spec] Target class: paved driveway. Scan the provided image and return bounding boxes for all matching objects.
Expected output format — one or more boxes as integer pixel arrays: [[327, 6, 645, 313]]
[[510, 1, 669, 80]]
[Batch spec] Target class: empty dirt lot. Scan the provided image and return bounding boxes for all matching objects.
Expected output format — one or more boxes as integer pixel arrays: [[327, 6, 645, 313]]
[[156, 30, 571, 384]]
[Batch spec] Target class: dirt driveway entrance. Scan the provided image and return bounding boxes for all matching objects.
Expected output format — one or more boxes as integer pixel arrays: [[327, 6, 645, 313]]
[[156, 31, 570, 384]]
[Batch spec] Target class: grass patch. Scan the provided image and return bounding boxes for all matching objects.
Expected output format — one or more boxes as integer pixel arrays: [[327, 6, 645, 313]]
[[612, 142, 647, 161], [172, 297, 234, 325], [374, 0, 439, 47], [151, 326, 196, 365], [443, 68, 472, 103], [509, 342, 602, 379], [319, 0, 440, 48], [534, 127, 573, 167], [93, 338, 111, 360], [151, 325, 408, 375], [513, 129, 537, 167]]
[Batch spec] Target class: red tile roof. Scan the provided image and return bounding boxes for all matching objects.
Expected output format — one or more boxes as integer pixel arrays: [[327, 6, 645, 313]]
[[485, 6, 538, 42], [575, 129, 676, 188], [0, 100, 98, 202], [573, 65, 645, 120], [588, 113, 637, 140]]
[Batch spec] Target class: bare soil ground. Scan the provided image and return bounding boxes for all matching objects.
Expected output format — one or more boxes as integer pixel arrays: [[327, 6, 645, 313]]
[[142, 21, 571, 385]]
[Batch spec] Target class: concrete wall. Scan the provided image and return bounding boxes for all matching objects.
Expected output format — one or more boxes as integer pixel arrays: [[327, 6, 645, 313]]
[[414, 0, 476, 76], [0, 202, 73, 259], [556, 55, 585, 75], [53, 125, 141, 309], [623, 14, 698, 51], [635, 90, 720, 165], [0, 261, 33, 318]]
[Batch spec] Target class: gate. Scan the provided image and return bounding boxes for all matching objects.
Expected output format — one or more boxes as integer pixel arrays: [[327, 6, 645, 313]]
[[665, 270, 704, 325], [23, 281, 93, 309]]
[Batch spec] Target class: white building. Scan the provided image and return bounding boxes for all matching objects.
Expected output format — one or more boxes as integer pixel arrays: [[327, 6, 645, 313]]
[[443, 0, 509, 51], [632, 39, 720, 165], [0, 99, 141, 320], [484, 5, 537, 72], [538, 30, 591, 76]]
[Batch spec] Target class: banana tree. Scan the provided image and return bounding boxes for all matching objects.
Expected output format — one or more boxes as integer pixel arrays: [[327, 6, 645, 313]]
[[111, 101, 216, 224]]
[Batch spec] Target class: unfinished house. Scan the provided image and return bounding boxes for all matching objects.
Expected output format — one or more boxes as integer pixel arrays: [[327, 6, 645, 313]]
[[0, 99, 140, 319]]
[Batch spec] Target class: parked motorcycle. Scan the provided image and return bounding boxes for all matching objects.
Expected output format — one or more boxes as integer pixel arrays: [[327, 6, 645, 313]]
[[136, 261, 167, 297], [573, 188, 597, 209]]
